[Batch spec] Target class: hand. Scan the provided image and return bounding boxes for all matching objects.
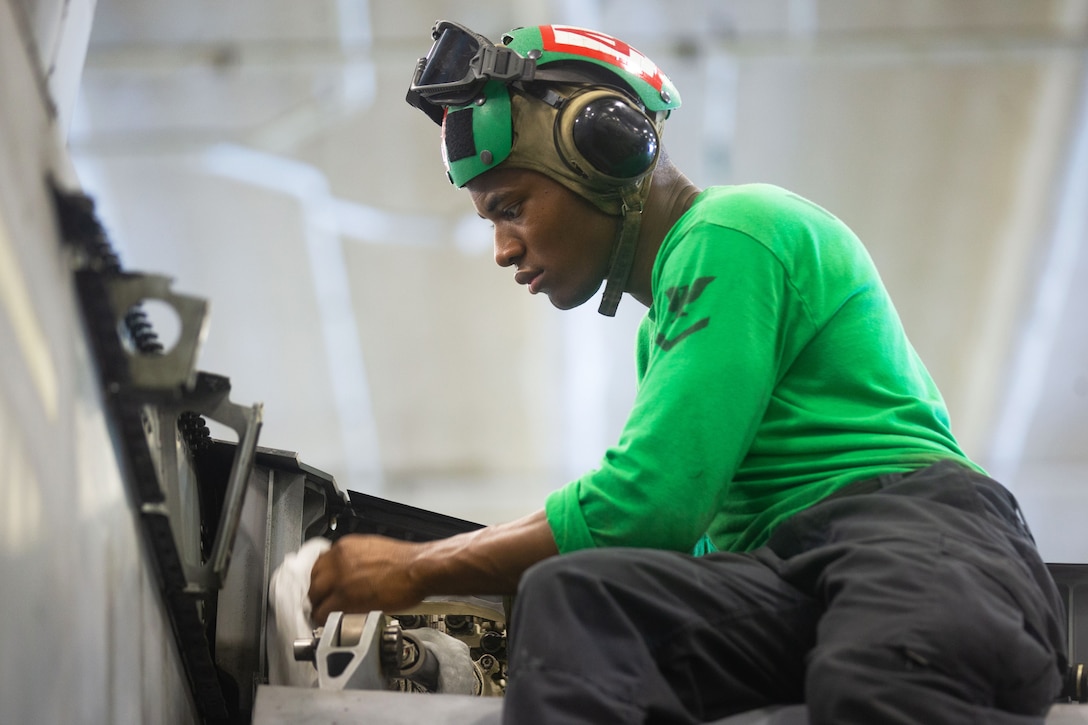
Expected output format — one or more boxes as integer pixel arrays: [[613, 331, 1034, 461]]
[[308, 534, 425, 625], [307, 510, 559, 627]]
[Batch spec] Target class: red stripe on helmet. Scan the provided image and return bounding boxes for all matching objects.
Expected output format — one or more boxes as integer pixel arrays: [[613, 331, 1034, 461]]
[[539, 25, 665, 93]]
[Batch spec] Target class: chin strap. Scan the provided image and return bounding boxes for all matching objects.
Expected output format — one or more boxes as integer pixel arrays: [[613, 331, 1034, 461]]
[[597, 186, 646, 317]]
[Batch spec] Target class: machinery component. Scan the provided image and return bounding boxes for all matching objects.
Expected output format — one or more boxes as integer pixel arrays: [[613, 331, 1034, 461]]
[[1065, 663, 1088, 703], [293, 606, 508, 698], [54, 186, 265, 724], [304, 612, 403, 691], [142, 371, 264, 593], [396, 631, 440, 693], [479, 629, 505, 656], [293, 628, 322, 664], [331, 489, 486, 542], [55, 244, 516, 722], [1051, 564, 1088, 704], [396, 614, 430, 629], [444, 613, 476, 636], [475, 653, 504, 697], [391, 599, 508, 695], [106, 272, 209, 393], [380, 620, 404, 672]]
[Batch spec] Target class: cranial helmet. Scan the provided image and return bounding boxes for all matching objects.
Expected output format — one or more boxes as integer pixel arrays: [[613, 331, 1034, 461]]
[[406, 22, 681, 316]]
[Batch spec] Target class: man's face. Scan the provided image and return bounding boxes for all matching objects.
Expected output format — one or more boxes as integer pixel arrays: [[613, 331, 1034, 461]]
[[468, 167, 617, 310]]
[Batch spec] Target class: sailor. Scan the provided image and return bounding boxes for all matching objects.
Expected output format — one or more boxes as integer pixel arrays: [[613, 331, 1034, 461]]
[[309, 21, 1066, 724]]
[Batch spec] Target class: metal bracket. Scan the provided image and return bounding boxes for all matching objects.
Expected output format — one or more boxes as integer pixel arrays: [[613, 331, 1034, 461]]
[[100, 271, 263, 594], [312, 611, 393, 691], [56, 185, 266, 723], [105, 272, 210, 394], [143, 372, 264, 593]]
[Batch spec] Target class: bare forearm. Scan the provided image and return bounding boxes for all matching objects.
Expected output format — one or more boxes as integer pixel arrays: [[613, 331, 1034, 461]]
[[410, 509, 559, 596], [310, 509, 558, 623]]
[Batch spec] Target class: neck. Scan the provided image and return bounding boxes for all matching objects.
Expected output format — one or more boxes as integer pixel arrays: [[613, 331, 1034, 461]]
[[625, 155, 701, 307]]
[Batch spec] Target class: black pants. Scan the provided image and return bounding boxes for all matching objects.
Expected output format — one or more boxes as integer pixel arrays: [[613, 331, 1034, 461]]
[[502, 461, 1067, 724]]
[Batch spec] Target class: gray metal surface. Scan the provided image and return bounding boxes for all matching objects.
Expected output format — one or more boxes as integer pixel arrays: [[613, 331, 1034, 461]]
[[215, 464, 273, 712], [253, 685, 502, 725], [0, 0, 199, 722], [1049, 705, 1088, 725], [252, 688, 1088, 724], [216, 449, 348, 713]]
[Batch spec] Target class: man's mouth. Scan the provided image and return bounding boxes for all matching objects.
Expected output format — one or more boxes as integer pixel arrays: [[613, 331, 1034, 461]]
[[515, 269, 543, 293]]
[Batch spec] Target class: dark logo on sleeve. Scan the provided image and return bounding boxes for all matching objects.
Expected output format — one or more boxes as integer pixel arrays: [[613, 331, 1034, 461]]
[[656, 276, 715, 351]]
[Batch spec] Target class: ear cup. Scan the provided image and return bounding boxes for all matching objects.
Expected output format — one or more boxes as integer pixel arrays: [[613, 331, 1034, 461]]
[[554, 88, 659, 184]]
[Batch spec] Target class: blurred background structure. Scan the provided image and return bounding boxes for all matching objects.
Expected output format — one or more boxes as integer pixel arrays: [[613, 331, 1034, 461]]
[[66, 0, 1088, 558], [3, 2, 1088, 724]]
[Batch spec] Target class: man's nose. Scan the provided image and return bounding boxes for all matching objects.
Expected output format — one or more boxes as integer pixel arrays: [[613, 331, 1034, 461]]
[[494, 231, 522, 268]]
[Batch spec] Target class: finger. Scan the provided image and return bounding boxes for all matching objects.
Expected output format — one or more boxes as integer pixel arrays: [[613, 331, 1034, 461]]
[[307, 550, 335, 605], [312, 591, 344, 627]]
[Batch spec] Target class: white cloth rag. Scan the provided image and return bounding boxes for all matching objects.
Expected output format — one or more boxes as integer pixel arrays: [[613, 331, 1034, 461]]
[[267, 537, 331, 687]]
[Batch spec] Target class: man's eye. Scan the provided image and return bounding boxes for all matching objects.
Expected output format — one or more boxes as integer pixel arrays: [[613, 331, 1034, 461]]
[[502, 204, 521, 219]]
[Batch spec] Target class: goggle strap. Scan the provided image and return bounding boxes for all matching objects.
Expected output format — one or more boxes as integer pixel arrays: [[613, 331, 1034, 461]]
[[511, 83, 566, 111], [405, 86, 445, 125], [472, 46, 536, 84]]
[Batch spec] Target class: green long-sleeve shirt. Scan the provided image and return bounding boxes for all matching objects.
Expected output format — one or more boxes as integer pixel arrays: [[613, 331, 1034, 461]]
[[545, 184, 981, 554]]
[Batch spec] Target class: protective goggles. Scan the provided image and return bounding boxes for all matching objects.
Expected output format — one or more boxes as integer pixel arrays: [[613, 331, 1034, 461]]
[[406, 21, 536, 125]]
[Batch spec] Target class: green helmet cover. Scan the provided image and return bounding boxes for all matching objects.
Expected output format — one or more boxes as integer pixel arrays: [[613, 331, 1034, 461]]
[[502, 25, 680, 113], [441, 80, 513, 186], [441, 24, 680, 190]]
